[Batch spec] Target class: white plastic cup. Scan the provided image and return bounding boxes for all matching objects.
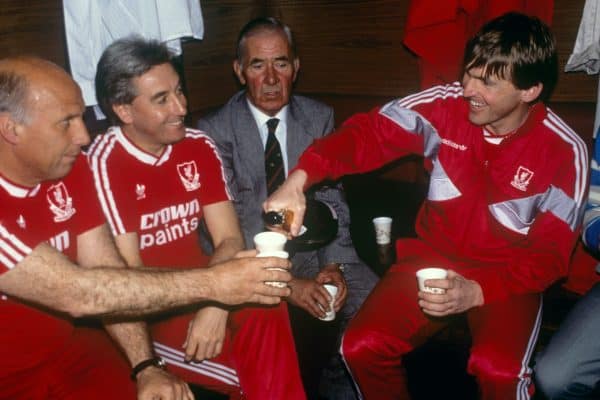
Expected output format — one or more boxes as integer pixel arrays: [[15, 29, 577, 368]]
[[256, 250, 289, 288], [372, 216, 393, 245], [253, 231, 287, 253], [416, 268, 448, 294], [319, 284, 339, 321]]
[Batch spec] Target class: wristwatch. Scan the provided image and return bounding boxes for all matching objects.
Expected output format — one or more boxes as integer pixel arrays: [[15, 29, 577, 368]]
[[130, 356, 166, 381]]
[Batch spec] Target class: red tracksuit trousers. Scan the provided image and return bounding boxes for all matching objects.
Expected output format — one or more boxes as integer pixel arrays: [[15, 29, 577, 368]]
[[153, 302, 306, 400], [341, 241, 541, 400], [0, 327, 136, 399]]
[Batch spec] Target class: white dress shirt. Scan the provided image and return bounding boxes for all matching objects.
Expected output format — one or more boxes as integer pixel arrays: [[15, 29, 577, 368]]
[[246, 99, 290, 176]]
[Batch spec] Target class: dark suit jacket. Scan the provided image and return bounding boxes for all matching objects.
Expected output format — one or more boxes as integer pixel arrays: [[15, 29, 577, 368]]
[[197, 91, 361, 271]]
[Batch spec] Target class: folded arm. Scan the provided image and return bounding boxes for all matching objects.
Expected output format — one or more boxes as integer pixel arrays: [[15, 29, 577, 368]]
[[0, 236, 292, 317], [265, 105, 423, 235], [184, 201, 244, 362], [81, 226, 192, 400]]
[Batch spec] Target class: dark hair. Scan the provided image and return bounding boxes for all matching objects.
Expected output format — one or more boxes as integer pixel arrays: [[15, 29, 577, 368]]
[[236, 17, 296, 65], [95, 35, 173, 123], [0, 69, 29, 123], [463, 12, 558, 103]]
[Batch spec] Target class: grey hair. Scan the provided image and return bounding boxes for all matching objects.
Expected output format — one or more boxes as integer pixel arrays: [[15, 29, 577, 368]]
[[236, 17, 296, 66], [0, 70, 29, 123], [95, 35, 174, 124]]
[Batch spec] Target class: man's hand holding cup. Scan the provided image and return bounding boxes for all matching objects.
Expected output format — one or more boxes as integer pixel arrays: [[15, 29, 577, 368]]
[[254, 231, 290, 288], [416, 268, 484, 317]]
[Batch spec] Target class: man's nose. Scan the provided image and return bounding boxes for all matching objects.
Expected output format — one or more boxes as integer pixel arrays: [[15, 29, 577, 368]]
[[172, 94, 187, 115], [265, 64, 278, 85], [72, 119, 90, 146], [462, 77, 477, 97]]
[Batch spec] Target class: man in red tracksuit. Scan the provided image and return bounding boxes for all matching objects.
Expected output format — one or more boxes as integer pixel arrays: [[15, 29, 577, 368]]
[[264, 12, 588, 399]]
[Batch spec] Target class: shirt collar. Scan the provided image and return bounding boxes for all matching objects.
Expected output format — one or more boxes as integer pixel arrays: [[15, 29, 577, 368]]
[[111, 126, 173, 166], [0, 173, 41, 198], [245, 98, 289, 129]]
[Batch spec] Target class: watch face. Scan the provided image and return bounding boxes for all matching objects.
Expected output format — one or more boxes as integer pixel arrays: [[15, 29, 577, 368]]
[[131, 356, 167, 381]]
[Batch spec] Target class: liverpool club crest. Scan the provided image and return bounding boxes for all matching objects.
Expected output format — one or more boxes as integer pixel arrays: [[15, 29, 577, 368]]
[[510, 166, 534, 192], [177, 161, 200, 191], [46, 182, 76, 222]]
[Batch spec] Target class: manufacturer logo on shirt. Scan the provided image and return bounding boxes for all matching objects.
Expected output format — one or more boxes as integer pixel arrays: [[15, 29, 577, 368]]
[[511, 166, 534, 192], [176, 161, 200, 192], [136, 183, 146, 200], [441, 138, 468, 151], [46, 182, 76, 222], [16, 215, 26, 228]]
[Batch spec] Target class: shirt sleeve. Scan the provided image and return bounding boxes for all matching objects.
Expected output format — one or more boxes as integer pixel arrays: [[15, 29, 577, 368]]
[[294, 85, 460, 187], [0, 223, 36, 273], [196, 136, 232, 206], [295, 106, 422, 187], [67, 156, 107, 235]]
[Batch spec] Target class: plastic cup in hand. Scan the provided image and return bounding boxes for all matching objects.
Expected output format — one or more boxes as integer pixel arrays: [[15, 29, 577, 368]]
[[372, 216, 393, 245], [416, 268, 448, 294], [256, 250, 289, 288], [253, 231, 287, 253], [319, 283, 338, 321]]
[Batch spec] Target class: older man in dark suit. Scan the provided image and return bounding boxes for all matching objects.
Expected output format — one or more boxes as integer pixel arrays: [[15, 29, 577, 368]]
[[197, 17, 378, 400]]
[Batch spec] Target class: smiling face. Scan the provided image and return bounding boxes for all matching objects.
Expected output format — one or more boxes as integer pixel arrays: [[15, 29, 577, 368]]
[[113, 63, 187, 156], [9, 63, 89, 185], [234, 29, 299, 116], [461, 67, 541, 135]]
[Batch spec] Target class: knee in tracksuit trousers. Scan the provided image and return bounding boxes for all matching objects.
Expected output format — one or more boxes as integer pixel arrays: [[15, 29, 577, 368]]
[[341, 263, 542, 399], [153, 302, 306, 400]]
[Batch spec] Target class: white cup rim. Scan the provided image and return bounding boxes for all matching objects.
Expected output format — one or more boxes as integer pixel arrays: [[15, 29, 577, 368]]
[[254, 231, 287, 243], [372, 216, 392, 224], [256, 250, 289, 258], [253, 231, 287, 252], [416, 267, 448, 278]]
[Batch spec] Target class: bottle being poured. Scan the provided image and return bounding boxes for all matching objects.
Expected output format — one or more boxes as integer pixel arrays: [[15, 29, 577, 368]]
[[262, 198, 338, 252], [263, 208, 296, 233]]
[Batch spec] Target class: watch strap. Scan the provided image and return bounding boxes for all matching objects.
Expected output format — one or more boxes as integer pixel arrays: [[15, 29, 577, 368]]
[[130, 356, 166, 381]]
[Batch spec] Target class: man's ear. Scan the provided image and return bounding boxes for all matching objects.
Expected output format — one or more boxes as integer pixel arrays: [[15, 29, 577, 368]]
[[233, 60, 246, 85], [521, 83, 543, 103], [292, 57, 300, 83], [0, 113, 20, 145], [112, 104, 133, 125]]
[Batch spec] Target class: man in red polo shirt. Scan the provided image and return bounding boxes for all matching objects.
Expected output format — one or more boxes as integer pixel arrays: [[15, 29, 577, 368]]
[[0, 56, 292, 399], [88, 36, 306, 400]]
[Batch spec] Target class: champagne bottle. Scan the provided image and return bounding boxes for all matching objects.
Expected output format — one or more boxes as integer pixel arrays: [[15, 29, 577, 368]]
[[262, 198, 338, 252], [263, 209, 294, 232]]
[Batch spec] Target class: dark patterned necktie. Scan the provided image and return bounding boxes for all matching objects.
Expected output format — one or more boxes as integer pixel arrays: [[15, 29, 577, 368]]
[[265, 118, 285, 195]]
